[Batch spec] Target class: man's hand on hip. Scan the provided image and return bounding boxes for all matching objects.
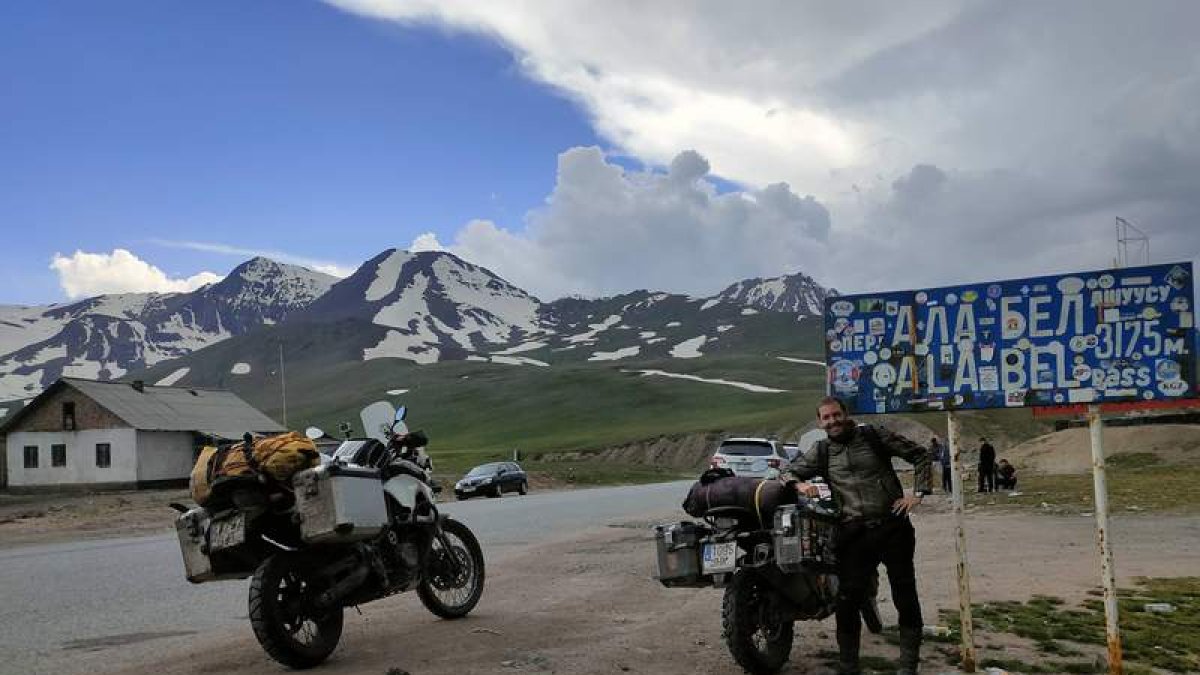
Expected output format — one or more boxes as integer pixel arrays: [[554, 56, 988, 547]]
[[891, 495, 923, 515]]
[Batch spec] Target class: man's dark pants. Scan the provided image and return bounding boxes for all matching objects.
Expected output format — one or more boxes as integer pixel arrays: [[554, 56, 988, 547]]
[[835, 517, 923, 659], [941, 464, 952, 493], [978, 465, 995, 492]]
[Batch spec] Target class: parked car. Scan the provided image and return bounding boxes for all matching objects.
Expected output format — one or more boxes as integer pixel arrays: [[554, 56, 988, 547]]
[[709, 437, 789, 478], [455, 461, 528, 500]]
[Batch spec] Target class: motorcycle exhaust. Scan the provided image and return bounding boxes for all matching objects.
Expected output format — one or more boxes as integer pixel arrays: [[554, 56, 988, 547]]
[[314, 563, 370, 610]]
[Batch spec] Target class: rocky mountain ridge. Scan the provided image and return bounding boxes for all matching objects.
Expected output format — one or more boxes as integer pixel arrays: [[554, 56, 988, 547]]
[[0, 250, 834, 401]]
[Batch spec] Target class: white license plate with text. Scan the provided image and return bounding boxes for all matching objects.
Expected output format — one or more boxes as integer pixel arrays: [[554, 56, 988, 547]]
[[702, 541, 737, 574], [208, 512, 246, 552]]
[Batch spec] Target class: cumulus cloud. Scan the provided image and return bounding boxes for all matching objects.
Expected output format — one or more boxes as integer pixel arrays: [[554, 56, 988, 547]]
[[329, 0, 1200, 294], [50, 249, 222, 299], [448, 147, 831, 298], [409, 232, 444, 252]]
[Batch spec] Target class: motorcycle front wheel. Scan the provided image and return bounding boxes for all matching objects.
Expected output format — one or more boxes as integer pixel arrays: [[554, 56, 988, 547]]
[[248, 554, 344, 669], [417, 517, 485, 619], [721, 570, 795, 674]]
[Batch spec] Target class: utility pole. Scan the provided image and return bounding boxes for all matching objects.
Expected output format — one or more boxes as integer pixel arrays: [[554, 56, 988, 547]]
[[1115, 217, 1149, 268], [279, 342, 288, 428]]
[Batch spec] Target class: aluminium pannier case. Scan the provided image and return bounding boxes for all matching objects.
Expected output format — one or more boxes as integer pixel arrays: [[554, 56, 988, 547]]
[[773, 504, 838, 572], [293, 463, 389, 544], [654, 521, 711, 587], [175, 506, 257, 583]]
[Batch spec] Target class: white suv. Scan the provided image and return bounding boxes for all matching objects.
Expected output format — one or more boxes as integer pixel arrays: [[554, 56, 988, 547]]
[[710, 437, 789, 478]]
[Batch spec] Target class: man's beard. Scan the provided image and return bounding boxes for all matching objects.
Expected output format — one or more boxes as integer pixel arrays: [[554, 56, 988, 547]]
[[827, 420, 855, 442]]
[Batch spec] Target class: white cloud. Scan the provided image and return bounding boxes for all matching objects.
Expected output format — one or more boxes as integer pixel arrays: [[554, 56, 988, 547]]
[[410, 232, 444, 252], [50, 249, 222, 299], [447, 147, 830, 299], [326, 1, 1200, 294], [149, 239, 355, 278]]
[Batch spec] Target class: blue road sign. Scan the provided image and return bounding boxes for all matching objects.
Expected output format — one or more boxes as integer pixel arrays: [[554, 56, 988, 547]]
[[824, 262, 1196, 414]]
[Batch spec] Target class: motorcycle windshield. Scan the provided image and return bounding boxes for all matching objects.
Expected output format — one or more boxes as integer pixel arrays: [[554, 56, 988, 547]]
[[360, 401, 396, 443]]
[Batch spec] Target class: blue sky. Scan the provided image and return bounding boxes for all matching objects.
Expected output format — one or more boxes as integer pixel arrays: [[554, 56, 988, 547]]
[[3, 1, 1198, 304], [1, 0, 597, 303]]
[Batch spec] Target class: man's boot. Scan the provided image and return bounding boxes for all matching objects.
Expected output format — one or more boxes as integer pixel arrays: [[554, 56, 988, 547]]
[[836, 630, 862, 675], [896, 625, 922, 675]]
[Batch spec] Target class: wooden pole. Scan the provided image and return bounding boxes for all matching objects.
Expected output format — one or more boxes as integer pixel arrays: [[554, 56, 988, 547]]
[[947, 411, 976, 672], [1088, 404, 1123, 674]]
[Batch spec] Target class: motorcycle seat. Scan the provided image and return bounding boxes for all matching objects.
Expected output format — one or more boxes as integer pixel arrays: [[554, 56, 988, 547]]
[[703, 506, 761, 529]]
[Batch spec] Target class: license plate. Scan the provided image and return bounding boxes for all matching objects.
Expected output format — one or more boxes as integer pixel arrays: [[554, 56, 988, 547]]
[[702, 541, 737, 574], [208, 512, 246, 552]]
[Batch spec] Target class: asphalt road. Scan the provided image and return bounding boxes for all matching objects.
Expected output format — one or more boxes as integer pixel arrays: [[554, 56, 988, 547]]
[[0, 481, 689, 675]]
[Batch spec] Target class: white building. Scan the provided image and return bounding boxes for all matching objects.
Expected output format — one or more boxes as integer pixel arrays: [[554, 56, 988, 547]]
[[1, 378, 284, 490]]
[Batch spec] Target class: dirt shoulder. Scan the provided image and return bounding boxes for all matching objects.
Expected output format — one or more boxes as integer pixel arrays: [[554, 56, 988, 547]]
[[0, 487, 188, 548], [92, 496, 1200, 675]]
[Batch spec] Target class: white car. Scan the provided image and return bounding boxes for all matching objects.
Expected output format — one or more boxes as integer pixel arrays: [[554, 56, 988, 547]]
[[710, 437, 790, 478]]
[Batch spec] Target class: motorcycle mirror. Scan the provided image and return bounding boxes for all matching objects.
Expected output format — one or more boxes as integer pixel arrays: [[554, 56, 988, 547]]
[[395, 406, 408, 422], [304, 426, 324, 440]]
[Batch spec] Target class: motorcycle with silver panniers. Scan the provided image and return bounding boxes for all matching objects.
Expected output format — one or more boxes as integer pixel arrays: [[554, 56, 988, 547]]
[[654, 479, 880, 674], [172, 402, 484, 669]]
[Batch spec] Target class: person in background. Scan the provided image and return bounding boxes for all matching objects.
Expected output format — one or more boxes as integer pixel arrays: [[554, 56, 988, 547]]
[[977, 437, 996, 493], [996, 458, 1017, 490], [785, 397, 932, 675], [930, 436, 951, 493]]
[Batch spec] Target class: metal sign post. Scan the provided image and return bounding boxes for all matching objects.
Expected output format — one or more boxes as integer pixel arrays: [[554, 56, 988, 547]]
[[946, 411, 977, 672], [1088, 404, 1124, 674]]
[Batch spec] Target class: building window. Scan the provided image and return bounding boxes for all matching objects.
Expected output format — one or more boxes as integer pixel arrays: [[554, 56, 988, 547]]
[[23, 446, 39, 469], [95, 443, 112, 468], [52, 444, 67, 467], [63, 401, 76, 430]]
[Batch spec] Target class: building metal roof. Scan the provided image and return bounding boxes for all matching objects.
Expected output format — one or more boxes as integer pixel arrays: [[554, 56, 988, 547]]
[[0, 378, 285, 440]]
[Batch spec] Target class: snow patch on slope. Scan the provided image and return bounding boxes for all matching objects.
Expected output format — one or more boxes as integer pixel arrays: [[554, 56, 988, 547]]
[[493, 340, 549, 355], [156, 367, 190, 386], [433, 257, 541, 342], [625, 369, 787, 394], [670, 336, 708, 359], [491, 355, 550, 367], [589, 346, 640, 362], [364, 331, 441, 364], [566, 315, 622, 344], [366, 250, 411, 302], [375, 272, 430, 329]]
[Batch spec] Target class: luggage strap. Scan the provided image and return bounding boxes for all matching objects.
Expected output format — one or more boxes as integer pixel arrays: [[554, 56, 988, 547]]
[[753, 480, 767, 528]]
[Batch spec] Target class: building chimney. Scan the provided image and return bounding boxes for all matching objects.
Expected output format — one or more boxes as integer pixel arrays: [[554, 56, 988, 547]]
[[131, 380, 145, 393]]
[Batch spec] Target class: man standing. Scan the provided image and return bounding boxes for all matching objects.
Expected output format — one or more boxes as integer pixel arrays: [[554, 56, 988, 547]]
[[785, 397, 932, 675], [930, 436, 951, 493], [977, 437, 996, 493]]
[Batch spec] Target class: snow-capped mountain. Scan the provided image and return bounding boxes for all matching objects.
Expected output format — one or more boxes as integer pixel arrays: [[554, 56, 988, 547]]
[[709, 272, 837, 315], [0, 258, 335, 400], [1, 249, 834, 401], [301, 249, 547, 363]]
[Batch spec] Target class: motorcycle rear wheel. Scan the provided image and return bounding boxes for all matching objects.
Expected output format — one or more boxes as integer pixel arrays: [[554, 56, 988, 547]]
[[721, 571, 795, 674], [417, 517, 486, 619], [249, 554, 344, 669]]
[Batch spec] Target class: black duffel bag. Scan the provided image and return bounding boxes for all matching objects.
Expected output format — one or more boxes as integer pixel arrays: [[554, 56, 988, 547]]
[[682, 469, 794, 528]]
